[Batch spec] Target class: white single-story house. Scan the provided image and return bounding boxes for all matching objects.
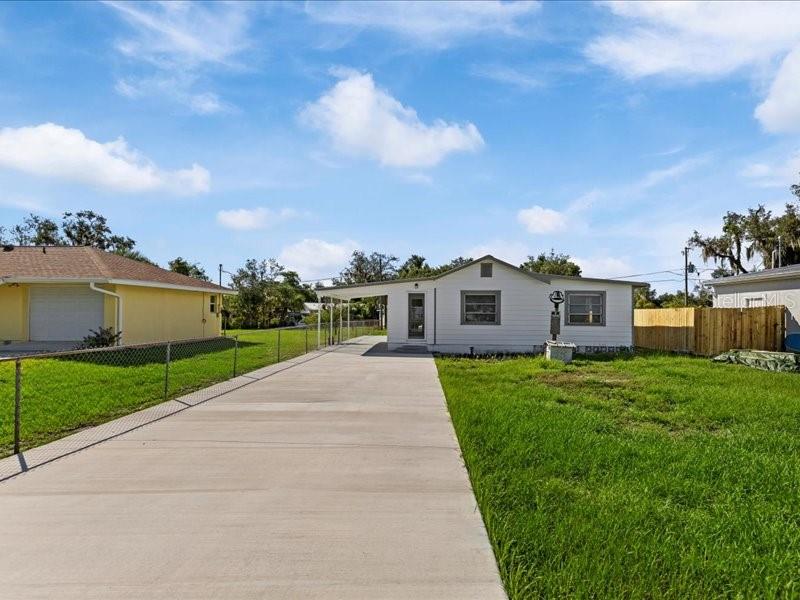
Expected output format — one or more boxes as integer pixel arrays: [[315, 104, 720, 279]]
[[704, 264, 800, 337], [319, 255, 645, 354]]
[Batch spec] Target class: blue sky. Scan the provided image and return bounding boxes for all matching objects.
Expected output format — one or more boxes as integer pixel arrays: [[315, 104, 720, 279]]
[[1, 1, 799, 290]]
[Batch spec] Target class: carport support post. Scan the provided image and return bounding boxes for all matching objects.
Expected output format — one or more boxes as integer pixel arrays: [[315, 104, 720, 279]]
[[317, 301, 321, 349], [339, 299, 343, 344], [347, 302, 351, 340], [163, 341, 171, 402], [329, 300, 334, 346], [14, 358, 21, 455]]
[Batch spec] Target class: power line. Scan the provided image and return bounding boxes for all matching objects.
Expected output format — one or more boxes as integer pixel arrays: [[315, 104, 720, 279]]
[[608, 268, 684, 279]]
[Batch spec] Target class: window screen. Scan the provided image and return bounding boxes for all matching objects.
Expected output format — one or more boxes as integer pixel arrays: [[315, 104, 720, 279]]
[[565, 291, 605, 325], [461, 291, 500, 324], [480, 263, 493, 277]]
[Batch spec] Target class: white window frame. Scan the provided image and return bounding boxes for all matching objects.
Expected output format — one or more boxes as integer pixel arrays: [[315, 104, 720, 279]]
[[461, 290, 501, 325], [210, 294, 217, 314], [565, 290, 606, 326]]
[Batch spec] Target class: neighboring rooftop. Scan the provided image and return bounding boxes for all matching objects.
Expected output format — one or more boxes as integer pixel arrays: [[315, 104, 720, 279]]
[[0, 246, 230, 292], [704, 263, 800, 287]]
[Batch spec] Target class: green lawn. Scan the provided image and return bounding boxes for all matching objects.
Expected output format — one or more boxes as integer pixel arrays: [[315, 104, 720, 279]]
[[435, 352, 800, 599], [1, 325, 384, 458]]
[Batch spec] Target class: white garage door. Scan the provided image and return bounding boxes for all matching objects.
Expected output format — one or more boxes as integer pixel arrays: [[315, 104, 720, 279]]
[[29, 286, 105, 341]]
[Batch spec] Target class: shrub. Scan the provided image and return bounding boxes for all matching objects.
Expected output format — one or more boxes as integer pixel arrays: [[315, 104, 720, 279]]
[[77, 327, 122, 349]]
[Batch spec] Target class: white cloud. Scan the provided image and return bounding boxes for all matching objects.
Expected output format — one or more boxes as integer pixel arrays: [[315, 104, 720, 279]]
[[0, 123, 209, 195], [573, 256, 633, 279], [515, 157, 706, 238], [632, 156, 708, 192], [300, 70, 484, 168], [104, 1, 252, 68], [304, 1, 539, 47], [587, 2, 800, 79], [466, 241, 530, 267], [755, 47, 800, 134], [115, 75, 231, 115], [741, 150, 800, 188], [587, 2, 800, 132], [216, 207, 299, 231], [278, 238, 360, 281], [517, 205, 568, 234], [105, 1, 252, 112], [470, 64, 543, 91]]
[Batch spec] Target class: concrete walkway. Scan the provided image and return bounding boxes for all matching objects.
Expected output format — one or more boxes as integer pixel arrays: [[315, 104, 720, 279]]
[[0, 337, 505, 599]]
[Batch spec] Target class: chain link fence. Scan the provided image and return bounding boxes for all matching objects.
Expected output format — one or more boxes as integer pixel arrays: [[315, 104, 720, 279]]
[[1, 321, 385, 461]]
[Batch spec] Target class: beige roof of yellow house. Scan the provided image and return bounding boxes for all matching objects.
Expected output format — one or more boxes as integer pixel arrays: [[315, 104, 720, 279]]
[[0, 246, 232, 293]]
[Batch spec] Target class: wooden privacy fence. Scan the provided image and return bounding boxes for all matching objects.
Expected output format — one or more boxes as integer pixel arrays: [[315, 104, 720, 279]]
[[634, 306, 785, 356]]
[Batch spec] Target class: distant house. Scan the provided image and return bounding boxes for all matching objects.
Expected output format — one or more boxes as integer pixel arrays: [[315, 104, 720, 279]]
[[0, 246, 235, 346], [319, 255, 645, 354], [704, 264, 800, 337]]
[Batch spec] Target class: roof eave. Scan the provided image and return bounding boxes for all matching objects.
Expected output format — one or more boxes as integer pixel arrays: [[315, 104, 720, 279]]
[[0, 276, 235, 294]]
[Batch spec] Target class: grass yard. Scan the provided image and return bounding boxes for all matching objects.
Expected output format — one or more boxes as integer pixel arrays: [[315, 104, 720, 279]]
[[436, 352, 800, 599], [0, 326, 383, 458]]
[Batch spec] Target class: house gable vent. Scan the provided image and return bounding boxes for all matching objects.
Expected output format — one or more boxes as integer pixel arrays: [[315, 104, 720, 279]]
[[480, 262, 493, 278]]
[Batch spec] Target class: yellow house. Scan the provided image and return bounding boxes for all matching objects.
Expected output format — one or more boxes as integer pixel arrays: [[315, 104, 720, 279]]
[[0, 246, 235, 346]]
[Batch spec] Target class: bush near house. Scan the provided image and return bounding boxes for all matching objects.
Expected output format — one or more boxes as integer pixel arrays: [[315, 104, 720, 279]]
[[436, 352, 800, 599]]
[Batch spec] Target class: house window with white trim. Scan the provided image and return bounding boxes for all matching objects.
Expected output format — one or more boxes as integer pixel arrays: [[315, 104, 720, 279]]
[[210, 295, 217, 314], [745, 297, 764, 307], [461, 291, 501, 325], [565, 291, 605, 325]]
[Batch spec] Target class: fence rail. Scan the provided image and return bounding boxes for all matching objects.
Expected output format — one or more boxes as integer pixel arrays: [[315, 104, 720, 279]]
[[1, 321, 385, 460], [634, 306, 785, 356]]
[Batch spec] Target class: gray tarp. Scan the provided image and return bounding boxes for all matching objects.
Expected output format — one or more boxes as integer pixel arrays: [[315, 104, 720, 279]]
[[712, 350, 800, 373]]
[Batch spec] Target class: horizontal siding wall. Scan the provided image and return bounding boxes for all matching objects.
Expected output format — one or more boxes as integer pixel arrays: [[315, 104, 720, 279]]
[[385, 261, 634, 352], [714, 281, 799, 336]]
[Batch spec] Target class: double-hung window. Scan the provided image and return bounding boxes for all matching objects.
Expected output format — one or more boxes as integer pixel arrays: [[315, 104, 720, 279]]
[[210, 295, 217, 314], [565, 291, 605, 326], [461, 291, 501, 325]]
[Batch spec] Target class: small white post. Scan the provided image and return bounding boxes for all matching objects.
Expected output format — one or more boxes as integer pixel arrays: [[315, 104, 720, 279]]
[[317, 298, 321, 349], [329, 299, 334, 346]]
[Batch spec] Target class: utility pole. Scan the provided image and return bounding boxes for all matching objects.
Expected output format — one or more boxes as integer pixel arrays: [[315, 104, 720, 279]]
[[683, 247, 690, 307]]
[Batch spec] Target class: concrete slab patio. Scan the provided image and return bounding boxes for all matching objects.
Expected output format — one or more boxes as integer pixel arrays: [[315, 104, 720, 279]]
[[0, 336, 505, 599]]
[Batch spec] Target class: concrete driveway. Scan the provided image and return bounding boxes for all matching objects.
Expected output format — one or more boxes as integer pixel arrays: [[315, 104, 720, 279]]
[[0, 337, 505, 599]]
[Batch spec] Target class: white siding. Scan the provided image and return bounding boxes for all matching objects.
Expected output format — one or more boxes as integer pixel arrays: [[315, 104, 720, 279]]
[[380, 261, 634, 353], [712, 279, 800, 336]]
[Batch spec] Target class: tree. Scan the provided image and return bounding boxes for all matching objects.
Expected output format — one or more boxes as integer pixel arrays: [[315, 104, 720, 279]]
[[229, 258, 283, 329], [431, 256, 473, 275], [398, 254, 433, 279], [1, 210, 155, 263], [115, 247, 156, 265], [10, 215, 63, 245], [634, 284, 712, 308], [169, 257, 209, 281], [62, 210, 135, 252], [520, 250, 582, 276], [634, 286, 659, 308], [690, 176, 800, 272], [336, 251, 399, 284]]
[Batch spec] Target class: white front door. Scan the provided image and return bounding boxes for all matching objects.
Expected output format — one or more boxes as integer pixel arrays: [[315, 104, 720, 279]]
[[29, 286, 104, 341]]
